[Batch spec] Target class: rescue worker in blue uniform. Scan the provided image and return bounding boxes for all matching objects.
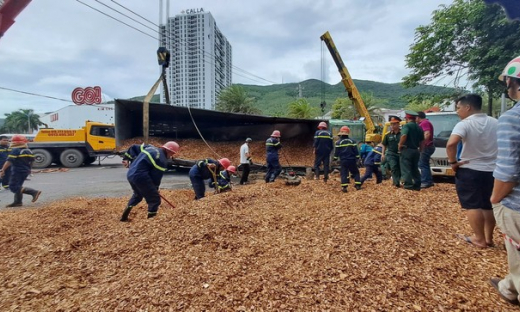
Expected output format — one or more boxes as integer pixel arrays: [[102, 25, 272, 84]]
[[189, 157, 231, 200], [313, 121, 333, 182], [265, 130, 282, 183], [120, 141, 180, 221], [333, 126, 361, 193], [360, 143, 383, 185], [0, 135, 12, 190], [1, 134, 41, 207], [210, 165, 236, 193], [121, 143, 152, 168]]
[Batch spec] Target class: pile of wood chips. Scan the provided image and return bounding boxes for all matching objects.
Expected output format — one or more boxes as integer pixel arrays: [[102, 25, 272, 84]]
[[118, 138, 315, 167], [0, 175, 514, 311]]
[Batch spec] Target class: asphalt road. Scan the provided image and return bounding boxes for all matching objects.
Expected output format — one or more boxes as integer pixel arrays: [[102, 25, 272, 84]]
[[0, 157, 192, 209]]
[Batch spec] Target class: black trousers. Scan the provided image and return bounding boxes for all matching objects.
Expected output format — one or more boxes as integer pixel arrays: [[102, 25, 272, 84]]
[[240, 163, 250, 184]]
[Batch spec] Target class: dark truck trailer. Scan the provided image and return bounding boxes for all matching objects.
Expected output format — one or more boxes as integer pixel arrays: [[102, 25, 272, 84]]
[[114, 99, 321, 144], [114, 99, 321, 173]]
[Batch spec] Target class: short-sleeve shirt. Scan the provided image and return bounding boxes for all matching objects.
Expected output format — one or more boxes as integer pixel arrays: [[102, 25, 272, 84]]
[[240, 143, 249, 164], [401, 122, 424, 149], [451, 113, 497, 172], [382, 131, 401, 154], [418, 119, 434, 146]]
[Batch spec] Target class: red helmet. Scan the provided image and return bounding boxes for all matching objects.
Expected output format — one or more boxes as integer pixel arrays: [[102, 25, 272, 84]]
[[338, 126, 350, 135], [271, 130, 281, 138], [11, 134, 27, 143], [227, 165, 237, 174], [162, 141, 180, 154], [318, 121, 327, 129], [218, 158, 231, 169]]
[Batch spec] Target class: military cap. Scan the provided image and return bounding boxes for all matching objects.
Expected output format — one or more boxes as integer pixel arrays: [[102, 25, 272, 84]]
[[404, 110, 418, 119], [389, 116, 402, 123]]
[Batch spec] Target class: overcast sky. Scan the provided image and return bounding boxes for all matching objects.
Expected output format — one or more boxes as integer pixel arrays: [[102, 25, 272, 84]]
[[0, 0, 453, 116]]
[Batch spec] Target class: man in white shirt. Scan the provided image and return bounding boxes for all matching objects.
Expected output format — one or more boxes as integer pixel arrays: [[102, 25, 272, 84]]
[[446, 93, 498, 248], [239, 138, 252, 185]]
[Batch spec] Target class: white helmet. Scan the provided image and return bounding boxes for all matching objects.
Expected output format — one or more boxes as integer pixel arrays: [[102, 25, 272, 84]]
[[499, 56, 520, 81]]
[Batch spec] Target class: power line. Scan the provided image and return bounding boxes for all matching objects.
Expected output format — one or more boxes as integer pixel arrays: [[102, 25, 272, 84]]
[[0, 86, 73, 103], [79, 0, 278, 85], [76, 0, 157, 40]]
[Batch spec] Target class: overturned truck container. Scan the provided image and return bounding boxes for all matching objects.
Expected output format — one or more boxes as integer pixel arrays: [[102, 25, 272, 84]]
[[114, 99, 321, 144]]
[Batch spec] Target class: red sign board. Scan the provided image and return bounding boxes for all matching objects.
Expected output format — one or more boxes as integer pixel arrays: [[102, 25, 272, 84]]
[[72, 86, 102, 105]]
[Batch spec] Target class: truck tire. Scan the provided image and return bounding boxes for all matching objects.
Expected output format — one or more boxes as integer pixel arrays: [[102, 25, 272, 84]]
[[60, 149, 85, 168], [32, 149, 53, 169]]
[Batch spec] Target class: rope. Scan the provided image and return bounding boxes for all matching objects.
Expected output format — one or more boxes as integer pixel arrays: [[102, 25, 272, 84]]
[[186, 105, 222, 160]]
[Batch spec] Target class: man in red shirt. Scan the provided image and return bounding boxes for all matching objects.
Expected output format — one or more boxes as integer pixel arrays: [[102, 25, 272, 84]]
[[417, 111, 435, 188]]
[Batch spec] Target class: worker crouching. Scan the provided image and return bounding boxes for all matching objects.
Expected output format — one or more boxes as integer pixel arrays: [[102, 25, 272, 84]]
[[1, 134, 41, 207], [189, 158, 231, 200], [210, 165, 236, 193], [120, 141, 180, 222], [360, 143, 384, 186], [333, 126, 361, 193]]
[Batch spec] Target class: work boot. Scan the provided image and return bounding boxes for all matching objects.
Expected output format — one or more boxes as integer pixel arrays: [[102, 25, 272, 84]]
[[324, 176, 328, 183], [120, 205, 133, 222], [355, 185, 361, 191], [341, 186, 348, 193], [6, 192, 23, 208], [147, 212, 157, 219], [22, 187, 41, 203]]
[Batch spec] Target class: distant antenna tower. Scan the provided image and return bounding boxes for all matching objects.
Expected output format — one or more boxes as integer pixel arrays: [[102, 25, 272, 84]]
[[297, 83, 304, 98]]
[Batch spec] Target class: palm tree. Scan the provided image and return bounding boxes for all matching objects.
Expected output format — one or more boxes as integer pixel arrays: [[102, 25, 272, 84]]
[[2, 109, 43, 133], [287, 98, 317, 119], [216, 85, 261, 115], [331, 91, 384, 120]]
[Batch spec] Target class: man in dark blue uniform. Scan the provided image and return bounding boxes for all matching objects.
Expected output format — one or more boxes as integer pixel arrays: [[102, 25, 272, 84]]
[[210, 165, 236, 193], [0, 135, 11, 190], [189, 157, 231, 200], [313, 121, 333, 182], [333, 126, 361, 193], [120, 141, 180, 221], [265, 130, 282, 183], [121, 143, 152, 168], [1, 134, 41, 207], [360, 143, 383, 186]]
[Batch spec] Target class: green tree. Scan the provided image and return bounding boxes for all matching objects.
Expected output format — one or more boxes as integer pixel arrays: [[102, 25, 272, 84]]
[[1, 109, 42, 133], [216, 85, 261, 115], [330, 91, 384, 120], [287, 98, 317, 119], [403, 0, 520, 114]]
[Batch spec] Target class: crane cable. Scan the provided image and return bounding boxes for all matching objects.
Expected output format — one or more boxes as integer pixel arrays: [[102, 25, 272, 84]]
[[186, 104, 222, 159]]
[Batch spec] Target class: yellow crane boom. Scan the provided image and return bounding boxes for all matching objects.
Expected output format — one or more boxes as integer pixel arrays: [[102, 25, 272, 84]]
[[320, 31, 381, 143]]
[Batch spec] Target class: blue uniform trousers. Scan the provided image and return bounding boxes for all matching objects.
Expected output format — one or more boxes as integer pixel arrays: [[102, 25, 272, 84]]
[[265, 154, 281, 182], [127, 181, 161, 214], [360, 164, 382, 184], [189, 165, 210, 199], [340, 159, 360, 187], [314, 152, 331, 179]]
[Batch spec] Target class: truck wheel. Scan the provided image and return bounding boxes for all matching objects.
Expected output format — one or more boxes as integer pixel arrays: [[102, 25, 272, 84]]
[[32, 149, 53, 169], [60, 149, 85, 168]]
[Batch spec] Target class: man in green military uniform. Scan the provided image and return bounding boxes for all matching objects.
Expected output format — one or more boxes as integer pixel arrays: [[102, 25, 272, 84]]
[[398, 111, 424, 191], [382, 116, 402, 188]]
